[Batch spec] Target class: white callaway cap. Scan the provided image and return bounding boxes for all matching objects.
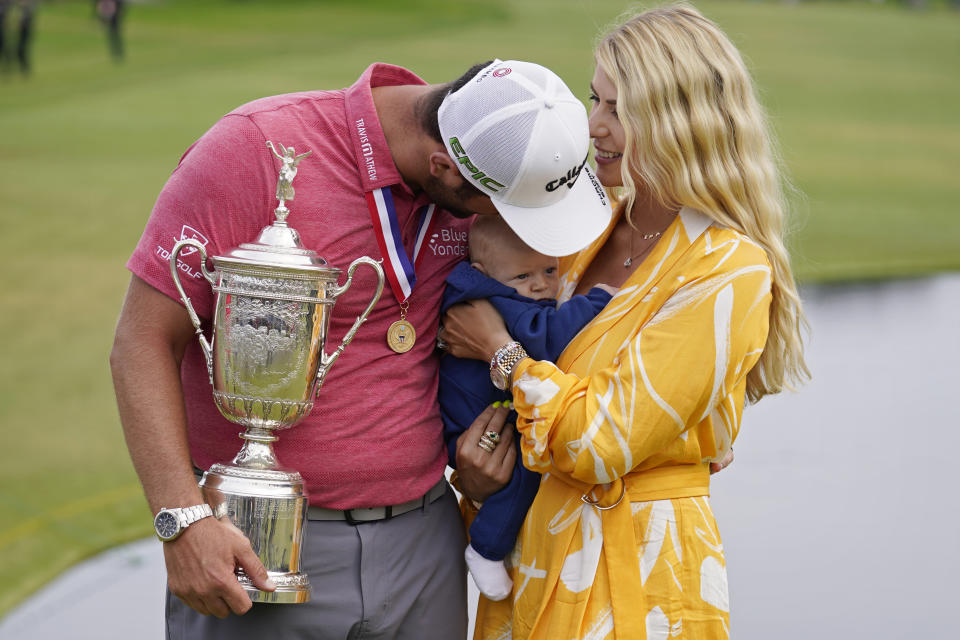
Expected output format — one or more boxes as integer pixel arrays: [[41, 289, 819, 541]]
[[438, 60, 612, 257]]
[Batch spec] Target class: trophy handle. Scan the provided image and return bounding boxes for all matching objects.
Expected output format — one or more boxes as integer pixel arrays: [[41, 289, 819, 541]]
[[170, 239, 217, 384], [316, 257, 385, 392]]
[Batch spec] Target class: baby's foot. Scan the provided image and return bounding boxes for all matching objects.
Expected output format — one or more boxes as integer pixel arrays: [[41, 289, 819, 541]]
[[465, 545, 513, 601]]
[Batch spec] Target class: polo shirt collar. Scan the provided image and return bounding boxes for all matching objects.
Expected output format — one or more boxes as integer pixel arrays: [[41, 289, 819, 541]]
[[345, 63, 427, 197]]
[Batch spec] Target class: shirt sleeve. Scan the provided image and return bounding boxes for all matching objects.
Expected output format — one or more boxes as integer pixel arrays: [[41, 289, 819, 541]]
[[489, 288, 612, 362], [438, 356, 509, 467], [126, 113, 275, 319], [509, 260, 772, 485]]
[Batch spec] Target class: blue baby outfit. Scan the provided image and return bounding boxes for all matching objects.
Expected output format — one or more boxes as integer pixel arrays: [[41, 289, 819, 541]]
[[439, 261, 611, 560]]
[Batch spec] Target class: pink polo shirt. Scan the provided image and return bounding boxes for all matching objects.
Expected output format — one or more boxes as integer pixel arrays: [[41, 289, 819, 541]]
[[128, 64, 472, 509]]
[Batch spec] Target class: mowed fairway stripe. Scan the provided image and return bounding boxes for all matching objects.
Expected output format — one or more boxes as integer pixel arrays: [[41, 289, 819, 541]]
[[0, 484, 144, 549]]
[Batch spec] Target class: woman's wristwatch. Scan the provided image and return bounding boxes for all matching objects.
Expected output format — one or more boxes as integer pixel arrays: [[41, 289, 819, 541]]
[[490, 341, 529, 391]]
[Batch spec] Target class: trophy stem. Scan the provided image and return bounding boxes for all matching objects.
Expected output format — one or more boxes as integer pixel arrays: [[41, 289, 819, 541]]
[[232, 427, 280, 470]]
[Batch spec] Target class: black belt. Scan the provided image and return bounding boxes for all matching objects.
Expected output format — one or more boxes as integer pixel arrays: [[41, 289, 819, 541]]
[[307, 477, 448, 525], [192, 468, 447, 526]]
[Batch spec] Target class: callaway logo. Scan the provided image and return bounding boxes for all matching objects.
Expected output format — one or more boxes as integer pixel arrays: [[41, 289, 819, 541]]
[[545, 158, 587, 192], [586, 165, 609, 207], [448, 137, 505, 193]]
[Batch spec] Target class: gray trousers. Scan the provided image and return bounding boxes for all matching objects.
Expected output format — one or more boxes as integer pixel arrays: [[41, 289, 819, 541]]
[[166, 484, 468, 640]]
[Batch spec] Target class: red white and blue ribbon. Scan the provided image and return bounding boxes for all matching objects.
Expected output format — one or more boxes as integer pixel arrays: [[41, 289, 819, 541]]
[[365, 186, 437, 304]]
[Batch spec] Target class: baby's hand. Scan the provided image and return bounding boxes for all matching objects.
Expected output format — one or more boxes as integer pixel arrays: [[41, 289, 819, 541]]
[[595, 284, 619, 296]]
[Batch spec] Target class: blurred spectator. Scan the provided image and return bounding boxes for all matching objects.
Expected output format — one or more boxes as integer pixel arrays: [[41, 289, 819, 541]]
[[0, 0, 35, 76], [0, 1, 7, 72], [94, 0, 124, 61]]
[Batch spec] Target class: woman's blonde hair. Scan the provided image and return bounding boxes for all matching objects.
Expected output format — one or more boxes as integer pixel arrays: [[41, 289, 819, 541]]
[[596, 3, 808, 401]]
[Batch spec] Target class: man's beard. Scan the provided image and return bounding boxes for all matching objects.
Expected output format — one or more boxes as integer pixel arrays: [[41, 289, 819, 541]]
[[422, 174, 489, 219]]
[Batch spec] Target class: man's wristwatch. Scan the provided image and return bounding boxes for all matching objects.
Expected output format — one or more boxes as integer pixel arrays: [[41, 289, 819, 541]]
[[153, 503, 214, 542], [490, 341, 529, 391]]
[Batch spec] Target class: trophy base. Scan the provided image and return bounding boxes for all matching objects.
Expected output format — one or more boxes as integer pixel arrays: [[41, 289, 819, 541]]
[[201, 463, 311, 605], [239, 569, 311, 604]]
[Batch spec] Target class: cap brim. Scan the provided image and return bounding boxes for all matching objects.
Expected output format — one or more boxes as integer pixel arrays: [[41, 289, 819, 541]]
[[492, 165, 613, 257]]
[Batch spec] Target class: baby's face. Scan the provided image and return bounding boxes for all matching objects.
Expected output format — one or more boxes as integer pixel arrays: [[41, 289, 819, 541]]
[[483, 248, 561, 301]]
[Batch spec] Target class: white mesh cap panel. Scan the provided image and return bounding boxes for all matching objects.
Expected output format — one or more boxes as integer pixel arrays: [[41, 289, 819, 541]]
[[461, 109, 538, 190], [446, 80, 534, 140], [508, 62, 550, 94]]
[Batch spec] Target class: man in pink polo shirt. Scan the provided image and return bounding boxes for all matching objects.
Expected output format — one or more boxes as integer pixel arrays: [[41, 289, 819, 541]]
[[111, 60, 610, 639]]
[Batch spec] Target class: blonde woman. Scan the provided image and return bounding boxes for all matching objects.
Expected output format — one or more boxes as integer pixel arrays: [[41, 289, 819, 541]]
[[442, 4, 809, 638]]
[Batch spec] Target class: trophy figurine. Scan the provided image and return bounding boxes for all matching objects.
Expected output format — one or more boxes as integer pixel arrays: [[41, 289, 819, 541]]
[[169, 141, 384, 603]]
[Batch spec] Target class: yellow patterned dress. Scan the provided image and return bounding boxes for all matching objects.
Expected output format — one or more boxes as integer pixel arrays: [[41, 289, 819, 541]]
[[472, 207, 773, 640]]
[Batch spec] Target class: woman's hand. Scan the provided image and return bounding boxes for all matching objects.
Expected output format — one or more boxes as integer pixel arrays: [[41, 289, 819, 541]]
[[455, 403, 516, 502], [709, 448, 734, 474], [440, 299, 513, 363]]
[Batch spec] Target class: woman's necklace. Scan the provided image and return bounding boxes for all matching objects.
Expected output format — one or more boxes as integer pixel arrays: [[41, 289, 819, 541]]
[[623, 230, 662, 268]]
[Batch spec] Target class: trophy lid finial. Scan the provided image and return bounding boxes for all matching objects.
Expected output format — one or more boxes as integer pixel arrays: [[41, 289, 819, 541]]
[[267, 141, 312, 225], [216, 142, 328, 270]]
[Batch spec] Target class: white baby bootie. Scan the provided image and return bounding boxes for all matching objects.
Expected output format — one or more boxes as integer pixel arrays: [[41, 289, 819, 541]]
[[465, 544, 513, 601]]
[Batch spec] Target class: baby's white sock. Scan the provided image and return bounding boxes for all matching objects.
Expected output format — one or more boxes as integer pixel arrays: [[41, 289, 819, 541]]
[[465, 544, 513, 601]]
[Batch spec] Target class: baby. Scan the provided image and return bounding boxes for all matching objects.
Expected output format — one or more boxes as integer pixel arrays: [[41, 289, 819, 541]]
[[439, 216, 615, 600]]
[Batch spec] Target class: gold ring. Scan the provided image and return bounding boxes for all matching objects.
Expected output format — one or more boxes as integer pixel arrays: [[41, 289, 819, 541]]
[[580, 481, 626, 510], [479, 431, 500, 451]]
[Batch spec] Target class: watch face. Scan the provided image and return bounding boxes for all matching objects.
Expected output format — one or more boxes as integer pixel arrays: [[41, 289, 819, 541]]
[[491, 368, 507, 391], [154, 511, 180, 541]]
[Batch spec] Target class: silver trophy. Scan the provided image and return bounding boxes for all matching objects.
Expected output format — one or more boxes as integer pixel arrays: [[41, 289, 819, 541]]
[[169, 141, 384, 603]]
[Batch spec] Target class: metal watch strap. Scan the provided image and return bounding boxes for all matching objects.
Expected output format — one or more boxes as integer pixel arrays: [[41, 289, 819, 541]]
[[491, 341, 522, 390], [154, 503, 215, 542], [500, 344, 529, 386], [181, 503, 214, 527], [490, 341, 521, 372]]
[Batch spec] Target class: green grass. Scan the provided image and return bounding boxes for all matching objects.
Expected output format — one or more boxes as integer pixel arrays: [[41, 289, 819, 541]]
[[0, 0, 957, 618]]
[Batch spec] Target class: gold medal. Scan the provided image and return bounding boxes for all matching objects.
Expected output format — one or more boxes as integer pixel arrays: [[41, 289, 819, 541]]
[[387, 319, 416, 353], [387, 300, 415, 353]]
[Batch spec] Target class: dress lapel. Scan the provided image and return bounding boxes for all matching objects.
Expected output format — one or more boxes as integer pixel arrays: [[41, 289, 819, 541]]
[[557, 207, 715, 374]]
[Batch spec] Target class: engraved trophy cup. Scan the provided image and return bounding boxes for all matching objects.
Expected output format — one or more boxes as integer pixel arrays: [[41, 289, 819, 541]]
[[169, 142, 384, 603]]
